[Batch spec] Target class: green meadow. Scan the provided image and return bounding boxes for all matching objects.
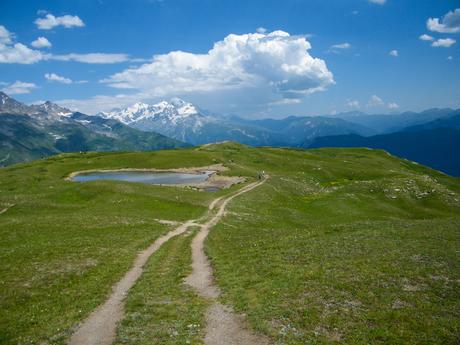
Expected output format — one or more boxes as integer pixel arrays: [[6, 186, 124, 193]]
[[0, 143, 459, 344]]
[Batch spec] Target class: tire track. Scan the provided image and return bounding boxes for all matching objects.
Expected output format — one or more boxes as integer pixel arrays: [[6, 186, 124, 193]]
[[68, 220, 196, 345], [68, 177, 268, 345], [185, 177, 270, 345]]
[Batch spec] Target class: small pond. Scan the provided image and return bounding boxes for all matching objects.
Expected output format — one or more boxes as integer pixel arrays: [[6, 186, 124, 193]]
[[71, 170, 214, 185]]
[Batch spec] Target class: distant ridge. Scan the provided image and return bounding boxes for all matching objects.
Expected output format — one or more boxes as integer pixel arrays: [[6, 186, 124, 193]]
[[99, 99, 373, 146], [2, 91, 459, 172], [0, 92, 187, 166], [328, 108, 459, 133], [309, 112, 460, 177]]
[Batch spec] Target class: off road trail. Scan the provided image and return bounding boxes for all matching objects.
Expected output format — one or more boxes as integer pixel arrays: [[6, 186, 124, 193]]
[[68, 220, 196, 345], [185, 177, 270, 345], [68, 176, 268, 345]]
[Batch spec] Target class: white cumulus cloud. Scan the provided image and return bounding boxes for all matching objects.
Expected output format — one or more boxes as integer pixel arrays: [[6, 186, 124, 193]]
[[346, 100, 360, 108], [331, 42, 351, 50], [389, 49, 398, 57], [0, 25, 13, 44], [387, 102, 399, 109], [369, 95, 384, 106], [427, 8, 460, 34], [0, 28, 40, 64], [369, 0, 386, 5], [102, 30, 334, 101], [368, 95, 399, 109], [45, 73, 72, 84], [0, 25, 131, 64], [0, 42, 43, 64], [31, 37, 52, 48], [431, 38, 456, 48], [35, 13, 85, 30], [50, 53, 130, 64], [269, 98, 302, 106], [419, 34, 434, 41], [56, 93, 143, 114], [1, 81, 37, 95]]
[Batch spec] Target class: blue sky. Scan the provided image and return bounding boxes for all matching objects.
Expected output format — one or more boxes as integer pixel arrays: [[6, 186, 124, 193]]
[[0, 0, 459, 118]]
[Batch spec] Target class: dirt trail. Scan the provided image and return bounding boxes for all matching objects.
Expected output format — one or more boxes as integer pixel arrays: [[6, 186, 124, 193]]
[[185, 177, 270, 345], [0, 204, 15, 215], [68, 177, 267, 345], [68, 220, 196, 345]]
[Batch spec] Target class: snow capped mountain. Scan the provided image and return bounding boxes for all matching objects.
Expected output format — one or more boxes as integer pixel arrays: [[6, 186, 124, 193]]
[[96, 98, 370, 146], [100, 98, 203, 125], [0, 92, 187, 166], [1, 92, 373, 148], [0, 93, 73, 121], [31, 101, 73, 118], [98, 98, 216, 142], [0, 92, 37, 115]]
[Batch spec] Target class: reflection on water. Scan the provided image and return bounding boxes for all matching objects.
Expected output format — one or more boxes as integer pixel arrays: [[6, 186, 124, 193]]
[[72, 170, 214, 185]]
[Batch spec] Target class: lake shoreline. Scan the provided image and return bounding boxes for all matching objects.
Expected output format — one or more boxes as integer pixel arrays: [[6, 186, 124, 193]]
[[66, 164, 246, 191]]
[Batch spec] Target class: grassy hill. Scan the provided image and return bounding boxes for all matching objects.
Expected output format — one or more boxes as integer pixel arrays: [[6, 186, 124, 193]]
[[0, 113, 187, 167], [309, 128, 460, 177], [0, 143, 459, 344]]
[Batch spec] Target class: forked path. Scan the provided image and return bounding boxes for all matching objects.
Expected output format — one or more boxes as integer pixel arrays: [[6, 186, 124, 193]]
[[185, 177, 270, 345], [68, 177, 268, 345], [68, 220, 197, 345]]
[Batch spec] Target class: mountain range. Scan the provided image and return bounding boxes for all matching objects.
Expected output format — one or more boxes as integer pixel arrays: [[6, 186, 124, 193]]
[[0, 92, 186, 166], [310, 113, 460, 176], [98, 99, 371, 146], [328, 108, 459, 134], [1, 91, 459, 176]]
